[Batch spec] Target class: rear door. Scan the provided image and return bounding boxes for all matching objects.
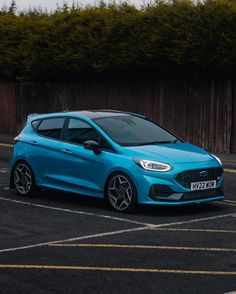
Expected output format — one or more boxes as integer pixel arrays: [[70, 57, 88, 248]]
[[28, 117, 66, 187]]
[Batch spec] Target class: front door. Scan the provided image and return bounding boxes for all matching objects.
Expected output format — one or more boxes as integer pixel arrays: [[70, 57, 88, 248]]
[[59, 118, 109, 197]]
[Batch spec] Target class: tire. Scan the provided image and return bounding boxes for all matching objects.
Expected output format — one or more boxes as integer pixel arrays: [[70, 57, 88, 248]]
[[13, 161, 36, 196], [105, 172, 138, 212]]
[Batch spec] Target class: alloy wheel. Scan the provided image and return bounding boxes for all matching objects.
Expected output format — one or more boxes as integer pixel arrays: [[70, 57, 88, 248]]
[[14, 163, 32, 195], [108, 174, 133, 211]]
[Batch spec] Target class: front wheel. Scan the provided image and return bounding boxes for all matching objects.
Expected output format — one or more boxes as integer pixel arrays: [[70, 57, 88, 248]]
[[13, 161, 35, 196], [106, 172, 138, 212]]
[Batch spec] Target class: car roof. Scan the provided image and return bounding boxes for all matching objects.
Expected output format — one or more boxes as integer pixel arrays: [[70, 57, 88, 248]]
[[68, 110, 131, 119], [28, 110, 145, 121]]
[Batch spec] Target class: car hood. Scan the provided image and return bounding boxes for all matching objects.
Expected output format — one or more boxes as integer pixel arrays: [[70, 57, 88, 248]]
[[123, 142, 215, 164]]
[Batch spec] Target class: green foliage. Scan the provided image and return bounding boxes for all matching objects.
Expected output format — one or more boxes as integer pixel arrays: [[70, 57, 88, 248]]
[[0, 0, 236, 81]]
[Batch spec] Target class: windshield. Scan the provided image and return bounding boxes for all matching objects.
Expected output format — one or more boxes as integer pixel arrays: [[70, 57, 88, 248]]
[[93, 115, 179, 146]]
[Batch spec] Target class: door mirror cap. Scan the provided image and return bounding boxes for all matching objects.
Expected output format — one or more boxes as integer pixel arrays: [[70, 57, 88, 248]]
[[83, 140, 101, 155]]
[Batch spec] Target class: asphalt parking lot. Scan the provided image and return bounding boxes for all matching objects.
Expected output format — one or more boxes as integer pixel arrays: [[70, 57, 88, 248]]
[[0, 160, 236, 294]]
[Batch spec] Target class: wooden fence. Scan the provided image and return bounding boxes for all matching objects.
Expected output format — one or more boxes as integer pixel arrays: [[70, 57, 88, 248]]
[[0, 80, 235, 153], [0, 83, 16, 135]]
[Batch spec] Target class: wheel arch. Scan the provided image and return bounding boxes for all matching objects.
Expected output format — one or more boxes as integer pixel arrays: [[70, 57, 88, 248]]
[[104, 169, 139, 203], [10, 159, 34, 189]]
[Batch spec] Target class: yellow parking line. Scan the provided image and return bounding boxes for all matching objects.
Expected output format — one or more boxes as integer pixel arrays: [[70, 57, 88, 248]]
[[150, 228, 236, 233], [0, 143, 13, 148], [216, 201, 236, 207], [224, 169, 236, 174], [0, 169, 10, 173], [223, 202, 236, 207], [224, 200, 236, 204], [0, 264, 235, 275], [49, 243, 236, 252]]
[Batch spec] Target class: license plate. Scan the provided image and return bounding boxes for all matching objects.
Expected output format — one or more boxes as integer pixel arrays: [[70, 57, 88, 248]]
[[191, 180, 216, 191]]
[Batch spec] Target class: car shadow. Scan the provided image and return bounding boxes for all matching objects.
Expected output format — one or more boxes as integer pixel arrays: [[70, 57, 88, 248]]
[[30, 188, 226, 219]]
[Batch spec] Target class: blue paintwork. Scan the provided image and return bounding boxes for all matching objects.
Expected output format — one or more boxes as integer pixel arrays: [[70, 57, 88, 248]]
[[11, 111, 224, 205]]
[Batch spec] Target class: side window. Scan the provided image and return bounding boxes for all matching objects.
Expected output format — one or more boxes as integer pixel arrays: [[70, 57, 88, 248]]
[[65, 119, 100, 145], [37, 118, 65, 139], [32, 120, 41, 130]]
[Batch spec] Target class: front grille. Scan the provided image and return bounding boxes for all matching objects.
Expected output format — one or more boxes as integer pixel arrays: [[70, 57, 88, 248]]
[[175, 167, 223, 189], [181, 188, 223, 201]]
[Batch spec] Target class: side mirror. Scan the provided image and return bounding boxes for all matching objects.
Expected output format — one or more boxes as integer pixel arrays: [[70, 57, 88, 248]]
[[83, 140, 101, 155]]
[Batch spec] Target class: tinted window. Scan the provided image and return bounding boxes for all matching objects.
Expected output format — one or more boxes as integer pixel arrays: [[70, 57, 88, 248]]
[[37, 118, 65, 139], [32, 120, 41, 130], [65, 119, 100, 145], [94, 115, 178, 146]]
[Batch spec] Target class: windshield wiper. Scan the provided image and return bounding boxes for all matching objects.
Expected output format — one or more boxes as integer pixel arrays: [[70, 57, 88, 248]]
[[137, 141, 172, 146], [122, 140, 181, 146], [138, 140, 181, 146]]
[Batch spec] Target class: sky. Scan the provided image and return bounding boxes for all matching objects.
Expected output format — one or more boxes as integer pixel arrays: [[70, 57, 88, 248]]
[[2, 0, 152, 11]]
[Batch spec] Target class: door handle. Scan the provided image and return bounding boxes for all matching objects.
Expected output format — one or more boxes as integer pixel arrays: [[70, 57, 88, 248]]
[[61, 149, 73, 154], [30, 140, 38, 145]]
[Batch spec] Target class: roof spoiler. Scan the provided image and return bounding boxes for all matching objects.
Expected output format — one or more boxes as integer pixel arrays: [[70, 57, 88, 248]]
[[93, 109, 146, 118], [27, 113, 40, 122]]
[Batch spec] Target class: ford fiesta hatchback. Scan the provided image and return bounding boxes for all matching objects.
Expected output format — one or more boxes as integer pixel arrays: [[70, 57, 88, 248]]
[[10, 110, 224, 212]]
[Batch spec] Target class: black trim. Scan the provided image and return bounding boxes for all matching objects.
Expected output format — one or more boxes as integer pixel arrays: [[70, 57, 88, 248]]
[[175, 167, 223, 189], [149, 184, 174, 200], [181, 188, 223, 201], [149, 187, 223, 202]]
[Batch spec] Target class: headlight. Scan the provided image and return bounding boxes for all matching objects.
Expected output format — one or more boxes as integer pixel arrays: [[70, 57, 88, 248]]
[[133, 158, 172, 172], [210, 154, 222, 165]]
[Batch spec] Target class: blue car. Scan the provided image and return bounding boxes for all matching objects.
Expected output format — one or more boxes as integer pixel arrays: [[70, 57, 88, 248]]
[[10, 110, 224, 212]]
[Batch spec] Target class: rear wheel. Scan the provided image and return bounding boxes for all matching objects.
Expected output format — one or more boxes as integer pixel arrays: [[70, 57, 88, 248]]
[[106, 172, 138, 212], [13, 161, 35, 196]]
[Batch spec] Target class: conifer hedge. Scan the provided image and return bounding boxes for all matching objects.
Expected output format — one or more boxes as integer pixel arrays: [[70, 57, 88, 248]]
[[0, 0, 236, 81]]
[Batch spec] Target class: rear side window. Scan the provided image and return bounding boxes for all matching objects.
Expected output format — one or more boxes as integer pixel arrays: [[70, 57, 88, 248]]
[[32, 120, 41, 130], [65, 118, 99, 144], [37, 118, 65, 139]]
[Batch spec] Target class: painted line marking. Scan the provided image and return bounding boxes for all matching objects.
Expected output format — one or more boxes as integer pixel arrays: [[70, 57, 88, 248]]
[[0, 227, 149, 253], [0, 170, 10, 174], [49, 243, 236, 252], [0, 211, 235, 254], [150, 228, 236, 233], [224, 200, 236, 204], [0, 197, 153, 227], [0, 264, 236, 275], [217, 201, 236, 207], [0, 143, 13, 148], [3, 187, 9, 190], [224, 168, 236, 174]]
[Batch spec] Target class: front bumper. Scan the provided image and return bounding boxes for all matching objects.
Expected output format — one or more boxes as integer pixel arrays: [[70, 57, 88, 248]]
[[148, 185, 224, 204], [134, 162, 224, 205]]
